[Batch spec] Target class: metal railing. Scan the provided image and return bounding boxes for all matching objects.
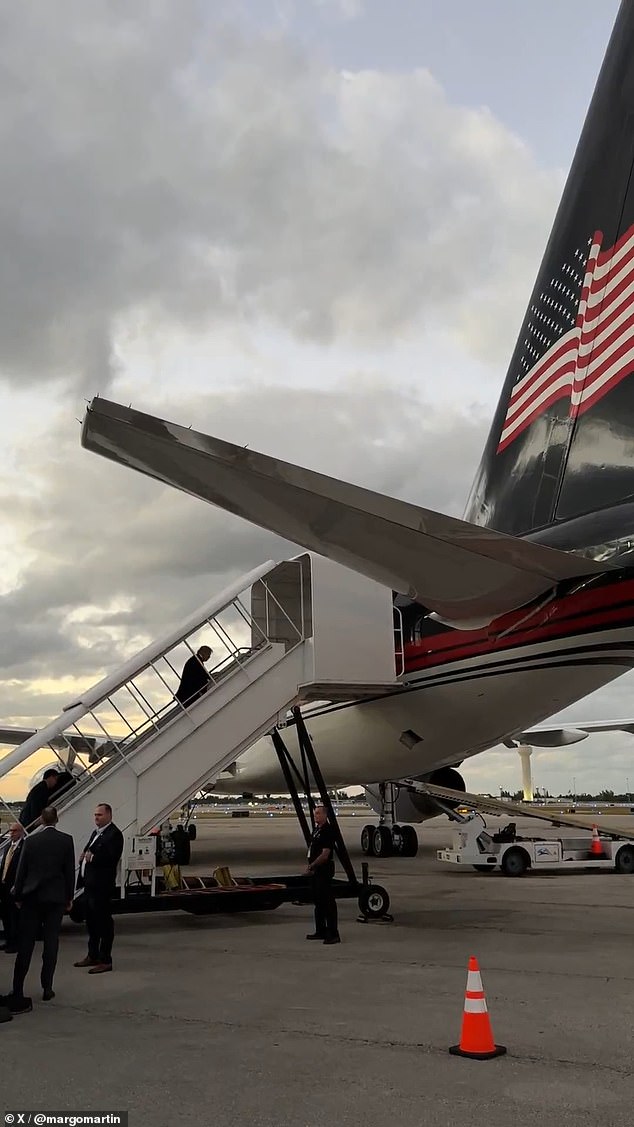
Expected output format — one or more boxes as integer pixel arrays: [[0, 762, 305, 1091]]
[[393, 605, 405, 678], [0, 560, 309, 837]]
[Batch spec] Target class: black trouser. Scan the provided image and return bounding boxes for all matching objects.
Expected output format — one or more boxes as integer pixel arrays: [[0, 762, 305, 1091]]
[[312, 865, 338, 938], [12, 899, 64, 997], [85, 890, 115, 964], [0, 885, 20, 948]]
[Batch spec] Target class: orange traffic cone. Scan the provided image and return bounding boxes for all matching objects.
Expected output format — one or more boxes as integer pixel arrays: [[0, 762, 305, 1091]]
[[590, 825, 605, 857], [449, 956, 506, 1060]]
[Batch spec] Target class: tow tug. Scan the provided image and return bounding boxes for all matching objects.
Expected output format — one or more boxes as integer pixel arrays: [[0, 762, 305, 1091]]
[[403, 781, 634, 877]]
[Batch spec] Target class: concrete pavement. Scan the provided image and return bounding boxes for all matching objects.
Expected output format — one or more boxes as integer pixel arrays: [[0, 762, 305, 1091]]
[[1, 814, 632, 1126]]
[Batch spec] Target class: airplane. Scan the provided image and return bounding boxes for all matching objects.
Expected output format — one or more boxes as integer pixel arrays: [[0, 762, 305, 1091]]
[[8, 3, 634, 857]]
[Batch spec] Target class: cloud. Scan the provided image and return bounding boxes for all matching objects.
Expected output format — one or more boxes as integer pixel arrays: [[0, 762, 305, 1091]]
[[0, 0, 560, 398], [312, 0, 365, 21]]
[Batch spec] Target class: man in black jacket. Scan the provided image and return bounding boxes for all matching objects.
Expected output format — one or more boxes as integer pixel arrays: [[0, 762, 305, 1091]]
[[1, 806, 75, 1013], [0, 823, 25, 954], [304, 805, 340, 945], [19, 767, 75, 831], [74, 803, 124, 974], [175, 645, 213, 707]]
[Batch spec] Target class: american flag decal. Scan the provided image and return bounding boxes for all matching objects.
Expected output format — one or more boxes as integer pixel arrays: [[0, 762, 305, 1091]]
[[497, 222, 634, 453]]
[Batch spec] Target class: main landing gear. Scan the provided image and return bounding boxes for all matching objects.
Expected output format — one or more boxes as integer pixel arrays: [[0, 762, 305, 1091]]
[[360, 783, 419, 858], [361, 822, 418, 858]]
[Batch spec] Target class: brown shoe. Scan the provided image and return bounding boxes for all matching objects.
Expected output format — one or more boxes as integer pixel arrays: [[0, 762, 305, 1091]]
[[88, 963, 112, 974], [74, 957, 99, 967]]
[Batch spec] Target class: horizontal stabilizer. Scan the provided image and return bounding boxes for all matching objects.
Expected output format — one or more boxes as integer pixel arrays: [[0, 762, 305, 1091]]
[[81, 398, 610, 626], [514, 719, 634, 747], [504, 729, 590, 747]]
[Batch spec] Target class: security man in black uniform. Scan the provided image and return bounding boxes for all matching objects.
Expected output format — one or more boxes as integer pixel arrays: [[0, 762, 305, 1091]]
[[305, 805, 340, 945]]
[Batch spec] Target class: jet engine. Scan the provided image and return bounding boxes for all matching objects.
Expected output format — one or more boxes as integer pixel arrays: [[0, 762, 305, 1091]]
[[28, 760, 84, 792]]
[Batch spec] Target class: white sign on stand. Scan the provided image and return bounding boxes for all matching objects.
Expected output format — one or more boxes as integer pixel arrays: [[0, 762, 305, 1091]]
[[124, 834, 158, 897]]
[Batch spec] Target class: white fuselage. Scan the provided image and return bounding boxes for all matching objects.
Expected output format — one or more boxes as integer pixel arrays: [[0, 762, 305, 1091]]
[[210, 615, 634, 794]]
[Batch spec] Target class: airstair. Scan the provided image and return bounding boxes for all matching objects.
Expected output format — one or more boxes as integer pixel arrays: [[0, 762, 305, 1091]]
[[0, 553, 400, 856]]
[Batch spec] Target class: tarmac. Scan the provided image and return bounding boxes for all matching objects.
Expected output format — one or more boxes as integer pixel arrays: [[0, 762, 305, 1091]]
[[1, 813, 634, 1126]]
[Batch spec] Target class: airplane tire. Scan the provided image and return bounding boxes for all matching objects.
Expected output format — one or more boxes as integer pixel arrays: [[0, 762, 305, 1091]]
[[373, 826, 393, 857], [358, 884, 390, 918], [400, 826, 418, 857], [187, 823, 197, 841], [361, 824, 375, 856], [615, 844, 634, 873]]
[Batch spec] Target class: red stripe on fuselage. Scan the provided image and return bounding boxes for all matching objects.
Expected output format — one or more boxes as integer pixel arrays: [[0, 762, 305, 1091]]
[[403, 575, 634, 673]]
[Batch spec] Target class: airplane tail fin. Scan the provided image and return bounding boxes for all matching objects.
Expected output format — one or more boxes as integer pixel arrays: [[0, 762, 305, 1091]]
[[465, 0, 634, 551]]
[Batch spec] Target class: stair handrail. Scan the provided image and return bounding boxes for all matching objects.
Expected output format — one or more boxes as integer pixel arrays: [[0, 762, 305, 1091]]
[[0, 560, 277, 782]]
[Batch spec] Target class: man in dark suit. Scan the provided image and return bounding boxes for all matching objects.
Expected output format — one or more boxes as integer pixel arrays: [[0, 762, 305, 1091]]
[[0, 823, 25, 954], [0, 806, 75, 1014], [19, 767, 75, 831], [74, 803, 123, 974], [175, 645, 213, 707]]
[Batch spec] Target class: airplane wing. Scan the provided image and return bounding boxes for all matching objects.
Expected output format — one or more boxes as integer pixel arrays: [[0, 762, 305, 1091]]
[[0, 727, 102, 751], [0, 726, 41, 746], [506, 719, 634, 747], [0, 727, 103, 772], [80, 398, 611, 629]]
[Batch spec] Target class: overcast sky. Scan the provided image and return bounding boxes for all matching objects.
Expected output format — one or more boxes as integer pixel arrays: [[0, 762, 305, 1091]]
[[0, 0, 630, 802]]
